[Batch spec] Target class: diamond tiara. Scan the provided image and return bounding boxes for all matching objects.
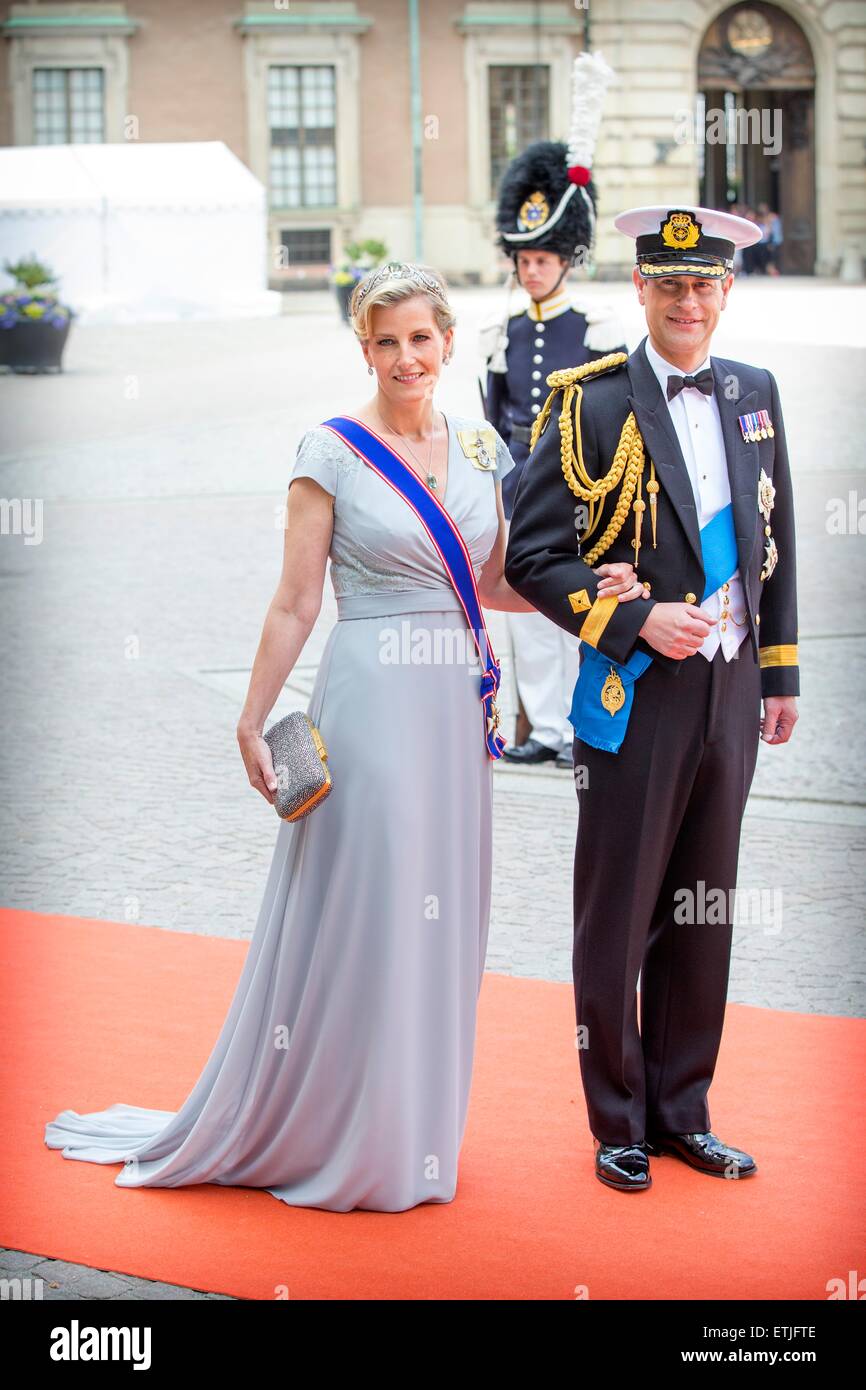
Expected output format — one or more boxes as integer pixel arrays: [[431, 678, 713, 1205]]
[[353, 261, 446, 308]]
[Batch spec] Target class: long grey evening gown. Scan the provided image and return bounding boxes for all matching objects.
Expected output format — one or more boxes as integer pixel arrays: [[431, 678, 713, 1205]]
[[44, 412, 515, 1212]]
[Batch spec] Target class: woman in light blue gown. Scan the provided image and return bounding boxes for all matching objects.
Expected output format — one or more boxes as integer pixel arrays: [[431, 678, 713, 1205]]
[[44, 263, 641, 1212]]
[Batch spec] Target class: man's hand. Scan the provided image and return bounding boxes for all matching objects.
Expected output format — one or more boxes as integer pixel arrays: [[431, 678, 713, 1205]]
[[638, 602, 715, 659], [761, 696, 798, 745], [593, 562, 650, 604]]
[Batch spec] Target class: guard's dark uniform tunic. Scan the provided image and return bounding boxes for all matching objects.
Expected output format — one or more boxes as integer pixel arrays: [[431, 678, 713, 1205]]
[[504, 340, 799, 1144]]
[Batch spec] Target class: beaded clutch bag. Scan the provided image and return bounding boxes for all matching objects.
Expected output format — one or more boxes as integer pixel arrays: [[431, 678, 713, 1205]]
[[262, 711, 332, 821]]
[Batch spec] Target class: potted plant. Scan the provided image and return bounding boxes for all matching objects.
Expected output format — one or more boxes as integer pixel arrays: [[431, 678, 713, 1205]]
[[330, 239, 387, 323], [0, 255, 75, 373]]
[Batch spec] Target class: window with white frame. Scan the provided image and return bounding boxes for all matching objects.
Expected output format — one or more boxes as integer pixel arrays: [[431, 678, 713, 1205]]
[[268, 65, 337, 210], [32, 67, 105, 144]]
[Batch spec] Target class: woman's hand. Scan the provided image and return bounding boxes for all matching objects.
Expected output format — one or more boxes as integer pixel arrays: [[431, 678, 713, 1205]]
[[237, 725, 279, 805], [592, 561, 649, 604]]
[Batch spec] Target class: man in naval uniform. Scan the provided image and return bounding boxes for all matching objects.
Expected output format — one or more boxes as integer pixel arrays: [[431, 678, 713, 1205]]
[[504, 204, 799, 1192], [482, 52, 625, 768]]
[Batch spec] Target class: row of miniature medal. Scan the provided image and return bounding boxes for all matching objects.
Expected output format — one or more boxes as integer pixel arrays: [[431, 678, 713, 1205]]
[[738, 408, 774, 443]]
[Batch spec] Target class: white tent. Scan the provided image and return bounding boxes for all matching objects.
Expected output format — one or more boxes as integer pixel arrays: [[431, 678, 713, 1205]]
[[0, 141, 281, 323]]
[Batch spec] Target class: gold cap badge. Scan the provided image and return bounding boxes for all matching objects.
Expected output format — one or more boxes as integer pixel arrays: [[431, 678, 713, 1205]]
[[661, 211, 701, 250]]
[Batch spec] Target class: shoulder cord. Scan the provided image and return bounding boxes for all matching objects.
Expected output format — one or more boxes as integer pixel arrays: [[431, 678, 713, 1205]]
[[528, 351, 657, 568]]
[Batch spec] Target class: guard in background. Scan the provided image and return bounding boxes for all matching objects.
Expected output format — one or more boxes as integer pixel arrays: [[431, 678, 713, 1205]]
[[481, 52, 626, 768], [504, 204, 799, 1192]]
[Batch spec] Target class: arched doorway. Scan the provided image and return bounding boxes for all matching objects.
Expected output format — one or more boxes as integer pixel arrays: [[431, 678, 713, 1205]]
[[698, 2, 816, 273]]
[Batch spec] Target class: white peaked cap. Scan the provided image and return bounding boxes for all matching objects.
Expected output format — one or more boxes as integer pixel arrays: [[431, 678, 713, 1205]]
[[614, 204, 762, 249]]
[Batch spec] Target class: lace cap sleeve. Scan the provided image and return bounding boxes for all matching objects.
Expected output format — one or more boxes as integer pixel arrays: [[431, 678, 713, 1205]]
[[290, 427, 342, 497]]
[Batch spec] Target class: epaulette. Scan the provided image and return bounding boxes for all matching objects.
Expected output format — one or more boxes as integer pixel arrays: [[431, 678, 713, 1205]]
[[571, 299, 627, 354], [529, 351, 653, 568], [478, 315, 509, 372], [545, 351, 628, 393]]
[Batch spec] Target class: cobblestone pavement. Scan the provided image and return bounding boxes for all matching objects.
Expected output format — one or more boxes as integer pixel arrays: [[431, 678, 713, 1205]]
[[1, 280, 864, 1297], [0, 1247, 233, 1300]]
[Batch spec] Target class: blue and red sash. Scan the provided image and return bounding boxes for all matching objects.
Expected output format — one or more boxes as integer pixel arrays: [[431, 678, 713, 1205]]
[[320, 415, 507, 760]]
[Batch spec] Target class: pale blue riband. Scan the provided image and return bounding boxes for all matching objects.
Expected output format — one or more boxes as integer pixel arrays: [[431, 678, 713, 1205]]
[[569, 502, 739, 753]]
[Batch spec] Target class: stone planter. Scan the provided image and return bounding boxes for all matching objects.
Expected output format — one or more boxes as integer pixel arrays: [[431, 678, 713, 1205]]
[[0, 318, 71, 373]]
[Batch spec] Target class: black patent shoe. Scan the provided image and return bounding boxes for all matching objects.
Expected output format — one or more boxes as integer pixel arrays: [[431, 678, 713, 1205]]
[[594, 1140, 652, 1192], [644, 1130, 757, 1178], [502, 736, 559, 765]]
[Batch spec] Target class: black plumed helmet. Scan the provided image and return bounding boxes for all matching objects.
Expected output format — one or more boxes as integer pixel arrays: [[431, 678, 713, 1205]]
[[493, 52, 615, 269], [495, 139, 597, 263]]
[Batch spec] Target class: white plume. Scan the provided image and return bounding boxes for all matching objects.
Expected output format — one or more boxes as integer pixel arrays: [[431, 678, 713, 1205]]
[[567, 50, 616, 172]]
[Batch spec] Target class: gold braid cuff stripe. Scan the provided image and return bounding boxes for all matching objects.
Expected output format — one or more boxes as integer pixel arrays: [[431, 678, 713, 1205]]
[[759, 644, 799, 668], [580, 594, 619, 649], [528, 352, 646, 567]]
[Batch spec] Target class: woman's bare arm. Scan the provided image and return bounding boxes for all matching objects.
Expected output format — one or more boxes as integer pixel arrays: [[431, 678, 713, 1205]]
[[236, 476, 334, 802], [477, 485, 538, 612]]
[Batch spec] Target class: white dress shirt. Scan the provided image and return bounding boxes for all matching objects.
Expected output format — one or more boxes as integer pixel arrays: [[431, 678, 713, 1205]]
[[644, 337, 747, 662]]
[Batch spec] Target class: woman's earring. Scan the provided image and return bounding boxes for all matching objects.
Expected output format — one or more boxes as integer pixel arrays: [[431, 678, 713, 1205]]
[[368, 365, 373, 376]]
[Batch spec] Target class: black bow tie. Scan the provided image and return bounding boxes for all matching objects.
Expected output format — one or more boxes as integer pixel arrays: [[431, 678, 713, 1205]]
[[666, 368, 714, 400]]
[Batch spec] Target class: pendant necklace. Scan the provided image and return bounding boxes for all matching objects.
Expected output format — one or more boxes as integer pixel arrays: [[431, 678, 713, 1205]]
[[380, 411, 442, 492]]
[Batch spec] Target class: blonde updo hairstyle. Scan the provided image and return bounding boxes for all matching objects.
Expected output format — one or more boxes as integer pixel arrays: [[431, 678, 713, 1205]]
[[350, 262, 457, 349]]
